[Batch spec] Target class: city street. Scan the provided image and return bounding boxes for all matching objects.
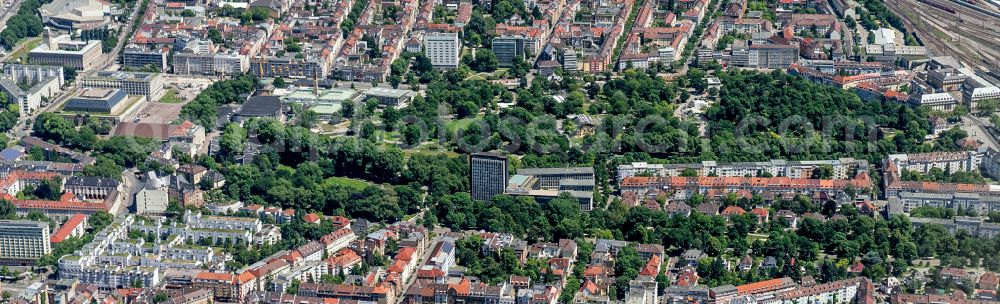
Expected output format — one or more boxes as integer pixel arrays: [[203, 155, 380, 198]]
[[962, 114, 1000, 151]]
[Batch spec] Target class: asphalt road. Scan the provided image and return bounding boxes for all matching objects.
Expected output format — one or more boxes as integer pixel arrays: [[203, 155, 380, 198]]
[[962, 114, 1000, 151], [0, 0, 23, 40]]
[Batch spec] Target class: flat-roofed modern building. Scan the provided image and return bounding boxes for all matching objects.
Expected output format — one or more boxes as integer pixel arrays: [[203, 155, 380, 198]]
[[174, 52, 248, 76], [29, 28, 103, 71], [470, 152, 508, 201], [0, 74, 60, 116], [748, 44, 798, 68], [63, 88, 129, 113], [250, 55, 329, 78], [81, 71, 165, 101], [423, 32, 460, 68], [362, 87, 415, 108], [0, 220, 51, 265], [123, 47, 169, 72], [516, 167, 595, 189], [135, 187, 169, 215], [492, 35, 527, 67], [3, 64, 65, 87]]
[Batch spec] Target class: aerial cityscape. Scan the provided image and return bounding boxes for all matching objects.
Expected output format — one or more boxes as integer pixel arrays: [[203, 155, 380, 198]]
[[0, 0, 997, 301]]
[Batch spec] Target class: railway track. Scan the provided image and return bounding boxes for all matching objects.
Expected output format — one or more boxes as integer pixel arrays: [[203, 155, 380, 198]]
[[887, 0, 1000, 68]]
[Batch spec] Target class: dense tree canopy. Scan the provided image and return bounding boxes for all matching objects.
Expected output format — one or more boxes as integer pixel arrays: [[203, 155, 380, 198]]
[[179, 74, 257, 128]]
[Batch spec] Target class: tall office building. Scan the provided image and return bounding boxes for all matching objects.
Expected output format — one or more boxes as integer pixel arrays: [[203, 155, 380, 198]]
[[0, 220, 51, 265], [423, 32, 460, 68], [470, 152, 509, 201], [491, 36, 527, 68]]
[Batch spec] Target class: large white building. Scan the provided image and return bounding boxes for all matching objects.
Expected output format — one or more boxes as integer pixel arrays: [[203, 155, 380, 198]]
[[0, 220, 51, 265], [29, 28, 103, 71], [57, 214, 262, 288], [423, 32, 461, 69], [0, 73, 60, 116], [964, 86, 1000, 112], [618, 159, 869, 181], [886, 151, 982, 175], [134, 187, 168, 215], [909, 92, 959, 112], [81, 71, 165, 101], [39, 0, 112, 30]]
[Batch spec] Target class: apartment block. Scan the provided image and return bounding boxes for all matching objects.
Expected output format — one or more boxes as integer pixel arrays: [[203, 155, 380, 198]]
[[250, 56, 330, 78], [135, 187, 169, 215], [0, 220, 51, 265], [174, 52, 248, 76], [3, 64, 65, 87], [423, 32, 461, 68], [909, 217, 1000, 239], [619, 173, 872, 203], [748, 44, 798, 69], [618, 159, 868, 181], [886, 151, 982, 175]]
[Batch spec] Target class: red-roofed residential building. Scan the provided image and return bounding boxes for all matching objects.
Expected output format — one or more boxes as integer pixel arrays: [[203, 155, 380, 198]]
[[848, 262, 865, 274], [736, 277, 797, 295], [675, 267, 700, 287], [304, 213, 322, 224], [330, 216, 350, 228], [281, 209, 296, 223], [639, 255, 662, 277], [751, 207, 770, 224], [327, 248, 363, 275], [50, 213, 87, 244], [320, 227, 357, 254], [237, 271, 258, 300], [387, 247, 420, 283], [980, 272, 999, 290], [722, 206, 746, 216], [776, 277, 873, 304]]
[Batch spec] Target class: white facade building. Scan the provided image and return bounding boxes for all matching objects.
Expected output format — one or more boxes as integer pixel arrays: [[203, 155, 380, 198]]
[[423, 32, 461, 69], [135, 188, 169, 214]]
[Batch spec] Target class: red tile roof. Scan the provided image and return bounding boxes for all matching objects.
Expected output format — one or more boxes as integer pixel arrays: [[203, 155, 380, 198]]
[[194, 272, 235, 282], [51, 213, 87, 243], [722, 206, 746, 215], [304, 213, 322, 224]]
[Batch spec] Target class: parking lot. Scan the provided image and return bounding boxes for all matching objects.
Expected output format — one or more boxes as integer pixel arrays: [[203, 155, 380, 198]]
[[128, 75, 217, 124], [136, 103, 185, 124]]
